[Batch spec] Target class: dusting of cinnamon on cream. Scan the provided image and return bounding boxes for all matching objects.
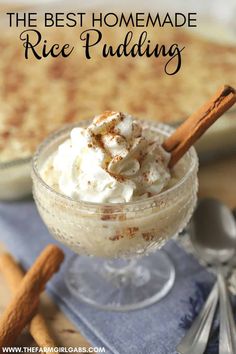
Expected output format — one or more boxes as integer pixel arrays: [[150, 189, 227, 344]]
[[41, 111, 171, 203]]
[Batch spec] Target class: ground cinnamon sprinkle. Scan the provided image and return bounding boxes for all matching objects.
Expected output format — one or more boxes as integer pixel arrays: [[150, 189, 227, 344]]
[[107, 171, 126, 183], [90, 132, 105, 150], [142, 232, 155, 241], [143, 172, 149, 182], [94, 110, 116, 123], [114, 155, 123, 162], [109, 232, 124, 241], [101, 206, 118, 220], [126, 227, 139, 238], [109, 227, 139, 241], [101, 211, 126, 221]]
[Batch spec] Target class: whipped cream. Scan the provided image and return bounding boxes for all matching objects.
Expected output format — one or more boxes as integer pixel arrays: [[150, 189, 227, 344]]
[[42, 112, 171, 203]]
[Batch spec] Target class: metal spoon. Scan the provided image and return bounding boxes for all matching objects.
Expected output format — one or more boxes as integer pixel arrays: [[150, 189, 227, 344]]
[[233, 207, 236, 221], [177, 198, 236, 354]]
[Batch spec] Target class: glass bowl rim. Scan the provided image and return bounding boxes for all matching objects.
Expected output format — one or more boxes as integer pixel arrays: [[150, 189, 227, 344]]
[[31, 119, 198, 211]]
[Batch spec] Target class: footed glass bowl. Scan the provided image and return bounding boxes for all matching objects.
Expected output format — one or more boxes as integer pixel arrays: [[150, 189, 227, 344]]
[[32, 120, 198, 311]]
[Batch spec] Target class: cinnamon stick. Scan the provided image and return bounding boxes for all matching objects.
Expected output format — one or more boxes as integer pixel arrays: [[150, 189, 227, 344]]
[[0, 244, 64, 348], [163, 85, 236, 168], [0, 253, 58, 350]]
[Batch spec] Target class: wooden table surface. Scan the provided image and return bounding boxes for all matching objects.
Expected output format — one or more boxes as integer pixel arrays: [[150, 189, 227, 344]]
[[0, 153, 235, 347]]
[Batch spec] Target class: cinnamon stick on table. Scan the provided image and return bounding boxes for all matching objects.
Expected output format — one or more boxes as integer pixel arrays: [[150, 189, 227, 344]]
[[0, 253, 58, 349], [0, 244, 64, 348], [163, 85, 236, 168]]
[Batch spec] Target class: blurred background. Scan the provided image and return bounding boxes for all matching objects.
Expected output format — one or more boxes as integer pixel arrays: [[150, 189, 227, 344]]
[[0, 0, 235, 204]]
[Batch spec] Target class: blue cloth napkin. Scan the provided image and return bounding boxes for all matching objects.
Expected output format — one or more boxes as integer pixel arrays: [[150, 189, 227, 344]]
[[0, 199, 217, 354]]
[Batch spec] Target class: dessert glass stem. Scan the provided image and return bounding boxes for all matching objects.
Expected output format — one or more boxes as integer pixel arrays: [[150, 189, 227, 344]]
[[65, 250, 176, 311], [104, 258, 150, 287]]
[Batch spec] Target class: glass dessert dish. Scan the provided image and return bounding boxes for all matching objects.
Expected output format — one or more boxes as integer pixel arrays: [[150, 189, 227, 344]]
[[32, 120, 198, 311]]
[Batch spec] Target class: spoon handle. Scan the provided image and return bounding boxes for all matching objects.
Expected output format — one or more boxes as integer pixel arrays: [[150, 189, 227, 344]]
[[218, 270, 236, 354], [176, 282, 218, 354]]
